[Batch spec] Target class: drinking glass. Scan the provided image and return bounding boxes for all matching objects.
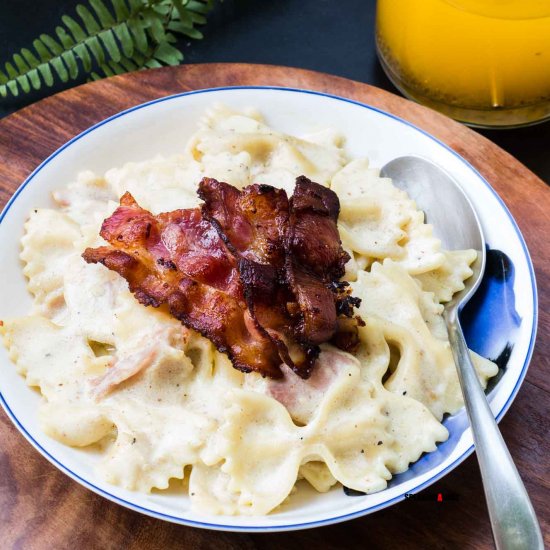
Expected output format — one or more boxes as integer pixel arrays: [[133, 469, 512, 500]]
[[376, 0, 550, 128]]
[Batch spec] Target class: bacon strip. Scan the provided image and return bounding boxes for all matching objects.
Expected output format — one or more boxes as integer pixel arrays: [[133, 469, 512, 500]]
[[83, 192, 283, 378], [199, 179, 317, 376], [285, 177, 351, 346]]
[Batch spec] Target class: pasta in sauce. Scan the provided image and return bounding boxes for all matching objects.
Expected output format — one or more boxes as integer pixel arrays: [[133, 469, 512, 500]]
[[1, 105, 497, 515]]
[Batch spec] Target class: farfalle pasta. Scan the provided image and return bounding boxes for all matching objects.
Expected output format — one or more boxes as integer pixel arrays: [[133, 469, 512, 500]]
[[1, 105, 498, 516]]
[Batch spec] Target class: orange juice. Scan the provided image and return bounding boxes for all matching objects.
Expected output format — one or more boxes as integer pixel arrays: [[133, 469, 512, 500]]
[[376, 0, 550, 127]]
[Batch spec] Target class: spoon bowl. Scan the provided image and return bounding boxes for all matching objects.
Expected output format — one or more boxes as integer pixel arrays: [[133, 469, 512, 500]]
[[381, 156, 543, 550]]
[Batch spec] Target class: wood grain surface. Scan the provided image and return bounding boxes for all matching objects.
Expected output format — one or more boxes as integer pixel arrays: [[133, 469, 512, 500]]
[[0, 64, 548, 550]]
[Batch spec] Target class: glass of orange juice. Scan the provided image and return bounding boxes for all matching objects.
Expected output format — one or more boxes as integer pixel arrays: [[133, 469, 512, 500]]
[[376, 0, 550, 128]]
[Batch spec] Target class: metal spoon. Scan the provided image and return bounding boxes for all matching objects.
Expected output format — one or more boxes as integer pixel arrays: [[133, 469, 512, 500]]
[[380, 156, 543, 550]]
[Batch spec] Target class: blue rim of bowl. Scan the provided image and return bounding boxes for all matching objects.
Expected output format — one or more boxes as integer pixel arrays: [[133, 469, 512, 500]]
[[0, 85, 538, 532]]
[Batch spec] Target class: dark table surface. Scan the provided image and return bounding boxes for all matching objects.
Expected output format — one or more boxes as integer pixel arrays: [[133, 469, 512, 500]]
[[1, 0, 549, 183]]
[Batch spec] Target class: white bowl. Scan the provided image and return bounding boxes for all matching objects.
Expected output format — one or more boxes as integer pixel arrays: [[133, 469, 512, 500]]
[[0, 87, 537, 532]]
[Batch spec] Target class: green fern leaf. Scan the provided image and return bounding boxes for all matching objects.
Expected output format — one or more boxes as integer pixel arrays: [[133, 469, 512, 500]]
[[21, 49, 41, 68], [90, 0, 116, 27], [187, 0, 213, 15], [112, 0, 130, 22], [27, 68, 42, 90], [143, 8, 166, 43], [98, 29, 122, 61], [117, 56, 139, 72], [106, 60, 126, 75], [5, 62, 19, 80], [1, 0, 214, 99], [74, 43, 93, 72], [62, 51, 79, 79], [144, 59, 163, 69], [86, 35, 107, 65], [37, 63, 55, 86], [113, 23, 134, 57], [173, 0, 194, 27], [7, 80, 19, 96], [13, 54, 30, 74], [168, 21, 203, 39], [77, 5, 102, 35], [187, 12, 207, 25], [128, 0, 145, 10], [50, 57, 70, 82], [128, 19, 148, 53], [100, 64, 115, 77], [56, 27, 76, 50], [62, 15, 88, 43], [40, 34, 64, 56], [154, 41, 184, 65], [33, 39, 51, 62], [17, 75, 31, 93]]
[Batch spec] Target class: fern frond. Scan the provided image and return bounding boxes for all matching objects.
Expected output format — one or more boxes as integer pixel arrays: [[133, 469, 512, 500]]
[[0, 0, 215, 99], [91, 32, 184, 81]]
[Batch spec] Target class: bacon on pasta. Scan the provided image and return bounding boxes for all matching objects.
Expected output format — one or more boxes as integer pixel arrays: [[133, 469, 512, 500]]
[[83, 177, 361, 379]]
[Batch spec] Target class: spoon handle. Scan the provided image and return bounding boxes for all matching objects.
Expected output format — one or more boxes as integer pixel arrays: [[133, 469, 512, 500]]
[[444, 309, 543, 550]]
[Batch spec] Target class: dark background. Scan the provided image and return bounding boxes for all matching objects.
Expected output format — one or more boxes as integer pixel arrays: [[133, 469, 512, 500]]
[[1, 0, 549, 182]]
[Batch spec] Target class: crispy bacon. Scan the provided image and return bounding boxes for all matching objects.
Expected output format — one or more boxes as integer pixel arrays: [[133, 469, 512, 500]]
[[199, 178, 317, 377], [285, 177, 352, 346], [199, 177, 358, 378], [83, 178, 361, 380], [83, 192, 283, 378], [199, 179, 288, 266]]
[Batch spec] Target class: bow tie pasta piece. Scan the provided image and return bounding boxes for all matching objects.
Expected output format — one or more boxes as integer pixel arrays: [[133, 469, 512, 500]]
[[331, 159, 411, 259], [302, 348, 448, 485], [352, 260, 497, 419], [200, 104, 344, 157], [331, 159, 446, 274], [97, 396, 215, 492], [20, 209, 81, 322], [52, 170, 117, 226], [353, 320, 449, 468], [414, 249, 477, 303], [89, 319, 238, 493], [1, 316, 109, 399], [105, 155, 204, 215], [248, 347, 354, 426], [1, 316, 113, 442], [198, 103, 347, 193], [190, 107, 347, 195], [299, 128, 344, 149], [304, 360, 397, 494], [199, 151, 252, 189], [94, 338, 243, 493], [110, 290, 187, 358], [63, 254, 126, 345], [373, 388, 449, 474], [199, 103, 266, 132], [201, 389, 305, 515], [39, 401, 114, 447]]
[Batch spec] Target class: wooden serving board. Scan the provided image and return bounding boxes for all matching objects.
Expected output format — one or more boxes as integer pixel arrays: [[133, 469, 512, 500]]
[[0, 64, 548, 550]]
